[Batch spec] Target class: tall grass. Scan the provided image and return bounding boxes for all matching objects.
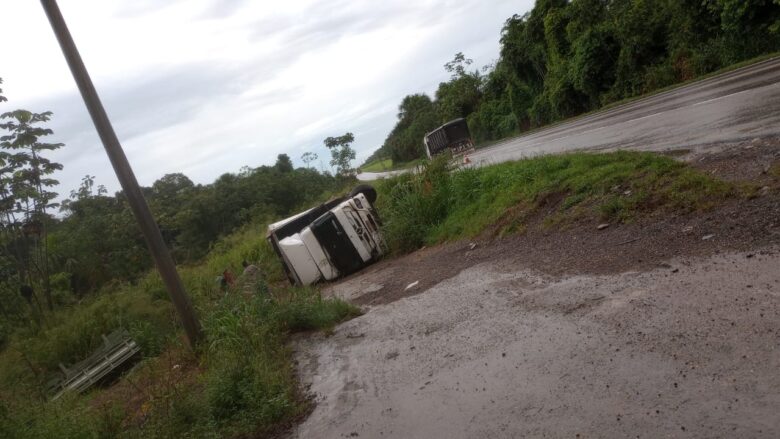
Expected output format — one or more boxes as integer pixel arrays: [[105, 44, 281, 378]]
[[136, 288, 359, 438], [0, 221, 360, 438], [376, 151, 736, 253]]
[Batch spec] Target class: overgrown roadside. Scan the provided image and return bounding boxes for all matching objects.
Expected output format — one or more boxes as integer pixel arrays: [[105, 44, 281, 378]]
[[336, 137, 780, 304], [298, 138, 780, 439], [0, 223, 361, 438]]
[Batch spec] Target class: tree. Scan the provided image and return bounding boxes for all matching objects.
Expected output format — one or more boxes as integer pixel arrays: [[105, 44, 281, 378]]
[[274, 154, 293, 173], [67, 174, 106, 201], [1, 109, 64, 311], [54, 176, 149, 293], [323, 133, 356, 176], [444, 52, 474, 78], [467, 64, 519, 141], [0, 78, 41, 330], [301, 151, 318, 168], [436, 53, 484, 122], [148, 173, 194, 251], [381, 94, 440, 162]]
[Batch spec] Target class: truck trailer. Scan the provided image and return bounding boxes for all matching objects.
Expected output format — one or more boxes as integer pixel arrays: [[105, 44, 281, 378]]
[[266, 185, 385, 286], [424, 118, 474, 159]]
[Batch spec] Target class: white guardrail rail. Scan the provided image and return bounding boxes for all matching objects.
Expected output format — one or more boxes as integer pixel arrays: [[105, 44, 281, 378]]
[[49, 329, 141, 400]]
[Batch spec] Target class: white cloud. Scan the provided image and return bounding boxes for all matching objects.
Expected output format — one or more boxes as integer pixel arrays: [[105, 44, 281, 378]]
[[0, 0, 532, 197]]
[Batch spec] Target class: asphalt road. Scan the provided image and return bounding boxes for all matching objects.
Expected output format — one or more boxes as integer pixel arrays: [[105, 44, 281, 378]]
[[358, 57, 780, 180]]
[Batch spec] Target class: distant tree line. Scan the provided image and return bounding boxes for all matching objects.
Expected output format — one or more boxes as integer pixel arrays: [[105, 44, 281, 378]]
[[53, 155, 338, 295], [366, 0, 780, 164]]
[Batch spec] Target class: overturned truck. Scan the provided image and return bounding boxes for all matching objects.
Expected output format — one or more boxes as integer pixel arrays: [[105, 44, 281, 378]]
[[267, 185, 385, 286]]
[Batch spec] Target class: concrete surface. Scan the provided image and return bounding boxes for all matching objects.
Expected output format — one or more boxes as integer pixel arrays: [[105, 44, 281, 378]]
[[292, 248, 780, 438]]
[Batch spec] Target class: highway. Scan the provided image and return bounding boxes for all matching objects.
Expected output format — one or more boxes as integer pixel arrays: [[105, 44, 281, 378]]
[[359, 57, 780, 179]]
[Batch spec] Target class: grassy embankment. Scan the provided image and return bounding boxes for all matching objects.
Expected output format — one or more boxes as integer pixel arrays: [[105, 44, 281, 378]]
[[360, 158, 392, 172], [359, 158, 425, 173], [375, 151, 748, 254], [0, 223, 360, 438]]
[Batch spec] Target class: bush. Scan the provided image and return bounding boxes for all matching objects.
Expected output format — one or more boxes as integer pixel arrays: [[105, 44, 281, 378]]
[[181, 288, 359, 436], [375, 157, 452, 252], [376, 151, 736, 253], [18, 290, 173, 372]]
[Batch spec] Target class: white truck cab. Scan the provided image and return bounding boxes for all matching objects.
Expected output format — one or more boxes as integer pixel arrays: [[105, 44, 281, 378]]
[[267, 187, 385, 286]]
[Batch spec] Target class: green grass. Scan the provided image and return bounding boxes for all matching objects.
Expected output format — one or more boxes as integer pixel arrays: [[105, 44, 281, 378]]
[[375, 151, 738, 253], [360, 158, 393, 172], [360, 158, 427, 173], [0, 223, 361, 438]]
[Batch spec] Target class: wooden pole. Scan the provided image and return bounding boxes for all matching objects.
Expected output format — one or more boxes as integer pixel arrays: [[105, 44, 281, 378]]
[[40, 0, 203, 348]]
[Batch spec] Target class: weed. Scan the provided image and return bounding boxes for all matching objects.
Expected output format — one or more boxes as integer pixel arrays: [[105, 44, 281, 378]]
[[0, 219, 360, 438], [376, 151, 737, 252]]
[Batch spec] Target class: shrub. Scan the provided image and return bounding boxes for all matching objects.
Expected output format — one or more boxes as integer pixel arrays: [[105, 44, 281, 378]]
[[376, 151, 736, 253]]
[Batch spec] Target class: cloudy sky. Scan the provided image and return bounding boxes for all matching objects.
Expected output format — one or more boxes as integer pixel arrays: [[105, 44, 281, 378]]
[[1, 0, 532, 196]]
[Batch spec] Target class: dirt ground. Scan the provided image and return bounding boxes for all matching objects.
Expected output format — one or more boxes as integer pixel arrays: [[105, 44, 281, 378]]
[[291, 138, 780, 438], [331, 137, 780, 306]]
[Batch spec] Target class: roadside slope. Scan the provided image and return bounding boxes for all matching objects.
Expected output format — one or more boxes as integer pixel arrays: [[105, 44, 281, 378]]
[[293, 139, 780, 438]]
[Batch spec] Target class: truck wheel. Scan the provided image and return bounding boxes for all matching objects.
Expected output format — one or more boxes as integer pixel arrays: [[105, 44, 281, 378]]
[[349, 184, 377, 204]]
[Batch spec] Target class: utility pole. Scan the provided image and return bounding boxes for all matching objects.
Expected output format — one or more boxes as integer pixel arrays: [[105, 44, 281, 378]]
[[40, 0, 203, 348]]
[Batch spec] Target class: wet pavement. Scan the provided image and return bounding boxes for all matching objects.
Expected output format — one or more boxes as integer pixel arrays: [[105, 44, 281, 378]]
[[359, 57, 780, 180], [292, 249, 780, 438]]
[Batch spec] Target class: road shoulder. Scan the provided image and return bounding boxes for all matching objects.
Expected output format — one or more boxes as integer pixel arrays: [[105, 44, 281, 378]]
[[292, 139, 780, 438]]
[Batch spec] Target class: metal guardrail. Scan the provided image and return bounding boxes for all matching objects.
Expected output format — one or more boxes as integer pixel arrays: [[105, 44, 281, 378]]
[[49, 329, 141, 400]]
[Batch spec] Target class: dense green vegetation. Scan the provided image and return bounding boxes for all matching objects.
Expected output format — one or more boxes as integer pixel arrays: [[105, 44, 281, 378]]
[[57, 156, 340, 292], [375, 151, 737, 253], [0, 225, 360, 438], [1, 136, 344, 342], [365, 0, 780, 164], [1, 77, 360, 437]]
